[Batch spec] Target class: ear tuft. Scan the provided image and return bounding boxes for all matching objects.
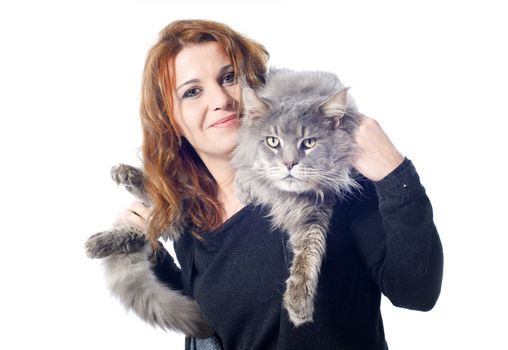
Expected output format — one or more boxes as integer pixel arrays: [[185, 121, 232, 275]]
[[242, 87, 271, 121], [319, 87, 350, 128]]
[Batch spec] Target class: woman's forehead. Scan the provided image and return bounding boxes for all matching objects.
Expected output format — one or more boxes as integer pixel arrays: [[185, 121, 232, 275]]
[[174, 41, 231, 84]]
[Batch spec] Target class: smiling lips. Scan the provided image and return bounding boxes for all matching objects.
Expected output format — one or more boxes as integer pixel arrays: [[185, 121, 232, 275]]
[[210, 114, 237, 128]]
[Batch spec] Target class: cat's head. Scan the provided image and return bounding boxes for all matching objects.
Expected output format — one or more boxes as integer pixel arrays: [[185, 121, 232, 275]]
[[233, 69, 360, 196]]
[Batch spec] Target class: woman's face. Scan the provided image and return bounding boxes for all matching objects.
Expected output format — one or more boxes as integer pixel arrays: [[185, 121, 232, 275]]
[[172, 41, 241, 161]]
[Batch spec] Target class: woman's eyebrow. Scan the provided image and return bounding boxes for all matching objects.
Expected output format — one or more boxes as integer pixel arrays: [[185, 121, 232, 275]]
[[218, 64, 233, 75], [176, 78, 200, 92], [176, 65, 233, 92], [176, 64, 233, 90]]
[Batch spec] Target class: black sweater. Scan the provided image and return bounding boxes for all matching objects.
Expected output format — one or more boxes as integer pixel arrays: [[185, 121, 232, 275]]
[[152, 158, 444, 350]]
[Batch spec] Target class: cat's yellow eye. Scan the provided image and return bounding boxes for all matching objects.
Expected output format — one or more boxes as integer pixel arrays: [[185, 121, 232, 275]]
[[266, 136, 280, 148], [302, 138, 316, 149]]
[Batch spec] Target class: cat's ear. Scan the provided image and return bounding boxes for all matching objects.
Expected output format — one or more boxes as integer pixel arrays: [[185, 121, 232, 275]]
[[319, 87, 350, 128], [242, 87, 271, 122]]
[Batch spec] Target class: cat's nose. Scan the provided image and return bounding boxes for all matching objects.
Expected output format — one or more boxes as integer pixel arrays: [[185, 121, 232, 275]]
[[285, 161, 298, 171]]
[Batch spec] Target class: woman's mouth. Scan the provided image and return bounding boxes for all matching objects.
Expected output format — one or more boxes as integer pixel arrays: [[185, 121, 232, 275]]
[[210, 114, 237, 128]]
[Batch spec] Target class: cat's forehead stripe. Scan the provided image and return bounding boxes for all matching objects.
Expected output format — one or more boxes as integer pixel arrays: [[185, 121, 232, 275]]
[[299, 125, 306, 138]]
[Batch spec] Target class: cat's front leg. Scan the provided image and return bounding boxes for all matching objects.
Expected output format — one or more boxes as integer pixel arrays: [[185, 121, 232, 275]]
[[283, 221, 329, 326]]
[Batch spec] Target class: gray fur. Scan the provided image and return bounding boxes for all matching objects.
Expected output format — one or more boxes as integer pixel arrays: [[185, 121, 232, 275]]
[[85, 226, 148, 259], [85, 164, 213, 337], [232, 68, 361, 326], [110, 164, 151, 205], [103, 244, 214, 337]]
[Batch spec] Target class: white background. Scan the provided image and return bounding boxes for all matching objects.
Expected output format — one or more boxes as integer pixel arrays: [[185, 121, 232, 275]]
[[1, 0, 507, 349]]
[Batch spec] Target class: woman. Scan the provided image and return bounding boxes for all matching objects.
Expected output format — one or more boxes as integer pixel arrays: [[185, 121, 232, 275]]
[[113, 19, 443, 350]]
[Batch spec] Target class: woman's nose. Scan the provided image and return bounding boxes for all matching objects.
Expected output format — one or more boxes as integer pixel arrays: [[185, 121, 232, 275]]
[[209, 85, 233, 111]]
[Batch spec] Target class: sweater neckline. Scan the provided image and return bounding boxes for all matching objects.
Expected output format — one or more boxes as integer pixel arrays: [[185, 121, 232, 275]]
[[194, 205, 254, 250], [210, 204, 252, 235]]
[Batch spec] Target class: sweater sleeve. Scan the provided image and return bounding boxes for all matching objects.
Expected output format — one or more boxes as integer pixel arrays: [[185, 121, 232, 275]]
[[150, 242, 184, 291], [347, 157, 443, 311]]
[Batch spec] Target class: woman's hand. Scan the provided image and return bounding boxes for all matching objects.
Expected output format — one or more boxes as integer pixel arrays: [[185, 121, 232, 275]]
[[113, 200, 152, 232], [352, 113, 405, 182], [85, 201, 153, 259]]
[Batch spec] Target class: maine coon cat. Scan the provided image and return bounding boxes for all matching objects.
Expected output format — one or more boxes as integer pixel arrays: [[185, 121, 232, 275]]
[[232, 68, 360, 325], [84, 67, 360, 335]]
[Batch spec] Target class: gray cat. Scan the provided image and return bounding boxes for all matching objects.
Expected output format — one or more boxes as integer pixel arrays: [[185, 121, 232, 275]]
[[232, 68, 360, 325], [85, 68, 360, 335]]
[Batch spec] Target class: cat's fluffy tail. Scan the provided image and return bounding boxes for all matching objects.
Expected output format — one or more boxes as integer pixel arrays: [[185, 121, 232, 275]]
[[101, 244, 214, 338]]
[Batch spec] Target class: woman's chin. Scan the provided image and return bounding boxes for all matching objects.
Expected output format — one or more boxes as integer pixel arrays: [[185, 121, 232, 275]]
[[197, 134, 239, 160]]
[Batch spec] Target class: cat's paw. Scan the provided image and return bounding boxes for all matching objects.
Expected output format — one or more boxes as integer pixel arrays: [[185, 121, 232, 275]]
[[283, 274, 315, 326], [85, 227, 148, 259], [111, 164, 145, 194]]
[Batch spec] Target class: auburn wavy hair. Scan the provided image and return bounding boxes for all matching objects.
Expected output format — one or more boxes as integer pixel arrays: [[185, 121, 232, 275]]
[[140, 19, 269, 249]]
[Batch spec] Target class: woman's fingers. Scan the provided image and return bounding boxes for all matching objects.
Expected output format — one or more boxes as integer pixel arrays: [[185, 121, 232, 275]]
[[129, 200, 152, 220], [112, 201, 152, 231]]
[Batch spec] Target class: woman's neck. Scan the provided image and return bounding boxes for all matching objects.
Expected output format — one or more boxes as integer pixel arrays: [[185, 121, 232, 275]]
[[201, 155, 245, 222]]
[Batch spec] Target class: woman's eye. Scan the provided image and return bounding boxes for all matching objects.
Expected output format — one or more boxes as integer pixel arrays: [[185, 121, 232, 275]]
[[222, 72, 235, 84], [302, 138, 316, 149], [183, 87, 201, 98], [266, 136, 280, 148]]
